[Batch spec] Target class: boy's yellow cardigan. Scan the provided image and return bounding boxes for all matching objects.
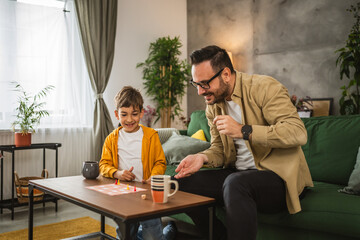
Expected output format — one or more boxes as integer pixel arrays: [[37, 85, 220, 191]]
[[99, 125, 166, 180]]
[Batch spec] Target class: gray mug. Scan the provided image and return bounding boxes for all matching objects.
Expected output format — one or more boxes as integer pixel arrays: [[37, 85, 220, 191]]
[[82, 161, 99, 179]]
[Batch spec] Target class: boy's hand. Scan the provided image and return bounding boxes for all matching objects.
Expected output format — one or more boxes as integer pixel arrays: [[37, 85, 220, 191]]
[[142, 178, 151, 184], [114, 167, 135, 181]]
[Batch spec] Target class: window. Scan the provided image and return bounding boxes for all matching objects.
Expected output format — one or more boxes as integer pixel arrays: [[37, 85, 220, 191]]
[[0, 0, 93, 130]]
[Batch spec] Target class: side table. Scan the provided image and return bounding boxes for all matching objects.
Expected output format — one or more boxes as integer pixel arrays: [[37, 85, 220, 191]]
[[0, 143, 61, 220]]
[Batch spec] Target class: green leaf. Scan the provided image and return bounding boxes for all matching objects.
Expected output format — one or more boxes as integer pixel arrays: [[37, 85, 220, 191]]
[[337, 3, 360, 115], [11, 82, 54, 132], [136, 36, 190, 124]]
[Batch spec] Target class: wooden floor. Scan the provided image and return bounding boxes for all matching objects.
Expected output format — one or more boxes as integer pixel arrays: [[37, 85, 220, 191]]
[[0, 200, 203, 239]]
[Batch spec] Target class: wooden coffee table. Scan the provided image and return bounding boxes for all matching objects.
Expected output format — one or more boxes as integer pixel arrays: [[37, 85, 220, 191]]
[[28, 175, 215, 240]]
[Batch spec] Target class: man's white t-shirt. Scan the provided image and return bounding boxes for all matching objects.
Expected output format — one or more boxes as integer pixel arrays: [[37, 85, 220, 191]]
[[117, 127, 143, 182], [225, 100, 256, 170]]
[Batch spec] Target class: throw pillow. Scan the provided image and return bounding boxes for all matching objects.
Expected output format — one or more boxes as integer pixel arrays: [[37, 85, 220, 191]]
[[191, 129, 207, 142], [339, 146, 360, 195], [162, 132, 210, 165], [187, 110, 211, 141]]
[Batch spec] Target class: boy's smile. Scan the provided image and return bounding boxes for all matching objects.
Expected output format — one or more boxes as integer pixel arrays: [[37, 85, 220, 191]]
[[115, 106, 144, 133]]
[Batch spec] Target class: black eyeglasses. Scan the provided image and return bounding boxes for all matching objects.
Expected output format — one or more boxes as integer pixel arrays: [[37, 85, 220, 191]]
[[190, 68, 225, 89]]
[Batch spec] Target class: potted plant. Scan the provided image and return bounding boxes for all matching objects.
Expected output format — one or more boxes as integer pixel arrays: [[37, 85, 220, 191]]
[[141, 105, 157, 127], [291, 95, 313, 118], [11, 82, 54, 147], [137, 36, 191, 128], [335, 2, 360, 115]]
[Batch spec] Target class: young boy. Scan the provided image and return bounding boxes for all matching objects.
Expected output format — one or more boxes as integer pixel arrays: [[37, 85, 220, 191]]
[[99, 86, 176, 240]]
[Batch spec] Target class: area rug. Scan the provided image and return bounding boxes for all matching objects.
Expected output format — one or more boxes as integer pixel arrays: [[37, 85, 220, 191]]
[[0, 216, 116, 240]]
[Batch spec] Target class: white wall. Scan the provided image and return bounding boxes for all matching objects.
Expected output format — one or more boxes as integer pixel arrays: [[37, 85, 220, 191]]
[[105, 0, 188, 129]]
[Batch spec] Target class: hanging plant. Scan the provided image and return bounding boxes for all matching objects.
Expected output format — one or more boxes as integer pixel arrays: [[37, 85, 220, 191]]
[[137, 36, 191, 128]]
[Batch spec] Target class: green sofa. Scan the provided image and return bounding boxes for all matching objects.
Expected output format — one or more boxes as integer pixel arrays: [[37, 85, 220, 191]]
[[165, 110, 360, 240]]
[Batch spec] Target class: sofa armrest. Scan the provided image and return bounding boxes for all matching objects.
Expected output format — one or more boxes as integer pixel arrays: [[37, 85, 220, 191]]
[[154, 128, 179, 144]]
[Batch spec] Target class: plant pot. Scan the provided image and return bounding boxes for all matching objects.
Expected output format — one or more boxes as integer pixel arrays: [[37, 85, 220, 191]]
[[15, 132, 31, 147], [297, 110, 312, 118]]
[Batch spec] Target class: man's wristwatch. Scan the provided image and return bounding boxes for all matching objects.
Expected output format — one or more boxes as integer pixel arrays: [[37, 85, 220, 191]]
[[241, 125, 252, 140]]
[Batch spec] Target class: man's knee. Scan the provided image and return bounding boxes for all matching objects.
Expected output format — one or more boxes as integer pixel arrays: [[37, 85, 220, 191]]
[[223, 170, 255, 194]]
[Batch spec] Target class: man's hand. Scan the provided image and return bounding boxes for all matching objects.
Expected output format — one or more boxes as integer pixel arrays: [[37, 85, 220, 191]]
[[213, 115, 243, 138], [174, 154, 207, 179], [114, 166, 135, 181]]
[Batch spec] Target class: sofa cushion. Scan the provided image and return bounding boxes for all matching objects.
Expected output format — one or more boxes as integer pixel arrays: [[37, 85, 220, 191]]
[[259, 181, 360, 238], [301, 115, 360, 185], [162, 132, 210, 165], [339, 146, 360, 195], [257, 223, 358, 240], [191, 129, 207, 141], [187, 110, 211, 141]]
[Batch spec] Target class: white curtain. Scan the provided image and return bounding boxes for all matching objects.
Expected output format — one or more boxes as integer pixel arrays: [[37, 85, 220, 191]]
[[0, 0, 93, 129], [0, 0, 95, 199]]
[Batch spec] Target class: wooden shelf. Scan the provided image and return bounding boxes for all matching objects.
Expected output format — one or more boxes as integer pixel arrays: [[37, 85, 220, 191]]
[[0, 143, 61, 219], [0, 194, 58, 210]]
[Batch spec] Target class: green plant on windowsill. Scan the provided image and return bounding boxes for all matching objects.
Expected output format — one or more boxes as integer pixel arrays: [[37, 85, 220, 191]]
[[11, 82, 54, 146], [335, 2, 360, 115]]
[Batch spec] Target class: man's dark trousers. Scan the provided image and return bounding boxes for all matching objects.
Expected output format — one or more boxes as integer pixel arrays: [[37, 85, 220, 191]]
[[176, 168, 287, 240]]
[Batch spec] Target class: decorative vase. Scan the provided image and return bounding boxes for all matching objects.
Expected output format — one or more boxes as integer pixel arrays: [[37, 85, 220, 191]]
[[297, 110, 312, 118], [14, 132, 31, 147], [82, 161, 99, 179]]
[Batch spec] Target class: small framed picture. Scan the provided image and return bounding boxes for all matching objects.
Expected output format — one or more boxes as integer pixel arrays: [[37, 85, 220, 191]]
[[302, 98, 333, 117]]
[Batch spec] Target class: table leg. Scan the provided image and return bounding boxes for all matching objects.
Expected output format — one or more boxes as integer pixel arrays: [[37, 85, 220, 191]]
[[124, 222, 131, 240], [55, 147, 58, 212], [42, 148, 46, 208], [55, 147, 58, 177], [1, 151, 3, 214], [43, 148, 46, 171], [208, 206, 214, 240], [11, 151, 15, 220], [114, 218, 132, 240], [101, 215, 105, 233], [28, 185, 34, 240]]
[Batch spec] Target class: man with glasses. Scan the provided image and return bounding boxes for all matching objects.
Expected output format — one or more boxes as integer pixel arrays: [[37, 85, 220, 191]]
[[174, 45, 313, 240]]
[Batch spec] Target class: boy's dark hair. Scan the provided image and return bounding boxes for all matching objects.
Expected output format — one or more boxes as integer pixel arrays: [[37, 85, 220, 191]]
[[114, 86, 144, 111], [190, 45, 234, 73]]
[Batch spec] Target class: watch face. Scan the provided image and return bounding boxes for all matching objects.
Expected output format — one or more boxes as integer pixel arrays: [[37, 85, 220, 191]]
[[242, 125, 252, 134], [242, 125, 252, 140]]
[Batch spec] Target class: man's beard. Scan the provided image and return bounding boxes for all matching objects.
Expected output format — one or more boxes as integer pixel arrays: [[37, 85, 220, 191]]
[[203, 76, 230, 105]]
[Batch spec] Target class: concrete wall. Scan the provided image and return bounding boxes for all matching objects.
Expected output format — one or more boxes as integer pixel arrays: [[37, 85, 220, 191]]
[[106, 0, 188, 128], [187, 0, 358, 115]]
